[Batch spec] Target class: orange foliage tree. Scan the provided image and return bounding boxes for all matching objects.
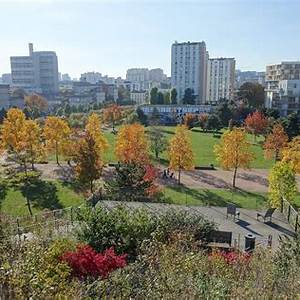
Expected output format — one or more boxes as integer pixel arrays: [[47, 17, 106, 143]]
[[198, 113, 209, 131], [282, 136, 300, 173], [183, 113, 198, 129], [24, 94, 48, 118], [43, 116, 71, 165], [168, 125, 194, 184], [103, 104, 122, 131], [214, 128, 254, 188], [264, 123, 288, 161], [244, 111, 268, 140], [115, 123, 149, 165]]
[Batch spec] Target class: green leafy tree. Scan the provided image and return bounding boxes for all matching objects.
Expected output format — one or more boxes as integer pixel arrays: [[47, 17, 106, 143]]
[[148, 127, 168, 159], [281, 112, 300, 140], [150, 87, 158, 105], [238, 82, 265, 109], [170, 88, 177, 104], [215, 100, 233, 127], [157, 92, 164, 105], [164, 92, 170, 104], [136, 107, 148, 126], [182, 88, 196, 105], [268, 161, 298, 208], [206, 114, 222, 133]]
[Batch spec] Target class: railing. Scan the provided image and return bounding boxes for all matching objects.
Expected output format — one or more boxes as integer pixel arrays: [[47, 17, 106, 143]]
[[281, 197, 300, 233]]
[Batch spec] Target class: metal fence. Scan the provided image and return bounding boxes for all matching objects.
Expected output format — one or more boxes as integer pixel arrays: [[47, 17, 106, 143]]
[[281, 197, 300, 233]]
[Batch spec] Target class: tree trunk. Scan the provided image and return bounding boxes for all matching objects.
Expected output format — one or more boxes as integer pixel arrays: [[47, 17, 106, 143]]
[[26, 197, 33, 216], [232, 167, 238, 188], [90, 180, 94, 194], [155, 150, 159, 160], [178, 168, 181, 185], [55, 141, 59, 165]]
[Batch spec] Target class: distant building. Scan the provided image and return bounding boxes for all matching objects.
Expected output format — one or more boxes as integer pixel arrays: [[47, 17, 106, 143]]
[[171, 41, 208, 104], [0, 84, 10, 109], [1, 73, 12, 85], [149, 68, 166, 82], [207, 58, 235, 103], [265, 62, 300, 116], [61, 73, 71, 81], [126, 68, 150, 91], [10, 43, 59, 94], [80, 72, 102, 84], [235, 70, 265, 88], [130, 91, 148, 105]]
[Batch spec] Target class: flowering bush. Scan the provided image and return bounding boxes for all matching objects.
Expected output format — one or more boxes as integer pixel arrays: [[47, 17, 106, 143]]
[[61, 245, 127, 279], [210, 251, 250, 265]]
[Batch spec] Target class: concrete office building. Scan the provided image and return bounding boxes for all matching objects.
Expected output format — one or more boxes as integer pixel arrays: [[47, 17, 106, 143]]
[[0, 84, 10, 109], [235, 70, 265, 88], [207, 58, 235, 103], [10, 43, 59, 94], [80, 72, 102, 84], [171, 41, 208, 104]]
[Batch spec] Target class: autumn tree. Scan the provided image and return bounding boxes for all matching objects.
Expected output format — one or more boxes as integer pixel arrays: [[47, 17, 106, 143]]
[[268, 161, 298, 208], [264, 123, 288, 162], [168, 125, 194, 184], [43, 116, 71, 165], [115, 123, 149, 165], [198, 113, 209, 131], [148, 127, 168, 160], [282, 136, 300, 173], [183, 113, 198, 129], [214, 128, 254, 188], [24, 94, 48, 119], [103, 104, 122, 131], [73, 133, 103, 193], [1, 108, 27, 168], [244, 111, 268, 141]]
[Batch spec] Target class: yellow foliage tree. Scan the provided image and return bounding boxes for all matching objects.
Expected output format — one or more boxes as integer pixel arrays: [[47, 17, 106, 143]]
[[168, 125, 194, 184], [214, 128, 254, 188], [24, 94, 48, 118], [85, 113, 108, 152], [115, 123, 149, 165], [43, 116, 71, 165], [1, 108, 27, 167], [282, 136, 300, 173], [103, 104, 122, 131]]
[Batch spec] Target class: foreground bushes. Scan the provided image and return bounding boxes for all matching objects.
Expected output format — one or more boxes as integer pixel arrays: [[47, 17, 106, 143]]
[[75, 205, 215, 256]]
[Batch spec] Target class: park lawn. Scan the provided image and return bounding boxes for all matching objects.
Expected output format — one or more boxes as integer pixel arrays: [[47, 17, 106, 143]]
[[0, 181, 84, 217], [163, 185, 300, 210]]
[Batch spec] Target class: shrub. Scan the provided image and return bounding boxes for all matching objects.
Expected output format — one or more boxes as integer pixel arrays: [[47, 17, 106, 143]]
[[61, 245, 127, 279]]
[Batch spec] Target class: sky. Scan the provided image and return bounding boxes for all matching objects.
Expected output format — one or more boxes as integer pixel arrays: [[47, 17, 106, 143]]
[[0, 0, 300, 79]]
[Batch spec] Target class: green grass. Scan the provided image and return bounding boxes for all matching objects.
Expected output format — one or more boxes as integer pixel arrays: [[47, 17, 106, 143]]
[[0, 181, 84, 217], [163, 185, 300, 210], [47, 126, 273, 169]]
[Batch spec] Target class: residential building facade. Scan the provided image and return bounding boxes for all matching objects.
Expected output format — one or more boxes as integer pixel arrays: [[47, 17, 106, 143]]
[[171, 41, 208, 104], [207, 58, 235, 103], [0, 84, 10, 109], [10, 43, 59, 94], [235, 70, 265, 88], [130, 91, 148, 105]]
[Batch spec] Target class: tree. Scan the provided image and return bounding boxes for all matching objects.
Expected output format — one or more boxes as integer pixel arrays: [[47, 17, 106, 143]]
[[24, 94, 48, 119], [21, 119, 44, 170], [118, 85, 130, 101], [244, 111, 268, 141], [115, 123, 149, 165], [281, 112, 300, 140], [214, 128, 254, 188], [0, 108, 7, 124], [182, 88, 196, 105], [86, 113, 108, 152], [1, 108, 27, 168], [103, 104, 122, 131], [148, 127, 168, 159], [157, 92, 164, 105], [264, 123, 288, 162], [73, 133, 104, 193], [238, 82, 265, 109], [183, 113, 198, 129], [170, 88, 177, 105], [268, 162, 297, 208], [206, 114, 222, 133], [282, 137, 300, 173], [215, 100, 233, 127], [150, 87, 158, 105], [136, 107, 148, 126], [168, 125, 194, 184], [198, 113, 209, 131], [105, 163, 158, 201], [43, 116, 71, 165], [164, 92, 170, 105]]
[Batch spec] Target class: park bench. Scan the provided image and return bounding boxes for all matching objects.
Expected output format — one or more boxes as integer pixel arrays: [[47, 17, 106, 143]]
[[257, 208, 276, 223], [207, 230, 232, 250], [226, 204, 240, 221]]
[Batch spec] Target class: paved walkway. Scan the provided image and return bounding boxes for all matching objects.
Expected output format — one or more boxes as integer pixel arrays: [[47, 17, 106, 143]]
[[100, 201, 295, 250]]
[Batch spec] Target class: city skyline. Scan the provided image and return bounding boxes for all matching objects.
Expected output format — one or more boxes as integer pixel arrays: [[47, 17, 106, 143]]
[[1, 0, 300, 78]]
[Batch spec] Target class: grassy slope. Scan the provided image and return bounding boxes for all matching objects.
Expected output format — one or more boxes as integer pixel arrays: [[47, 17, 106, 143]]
[[0, 181, 84, 217]]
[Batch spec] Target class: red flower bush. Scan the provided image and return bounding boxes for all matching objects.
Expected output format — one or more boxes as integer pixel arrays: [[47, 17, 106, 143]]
[[61, 245, 127, 279], [210, 251, 250, 265]]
